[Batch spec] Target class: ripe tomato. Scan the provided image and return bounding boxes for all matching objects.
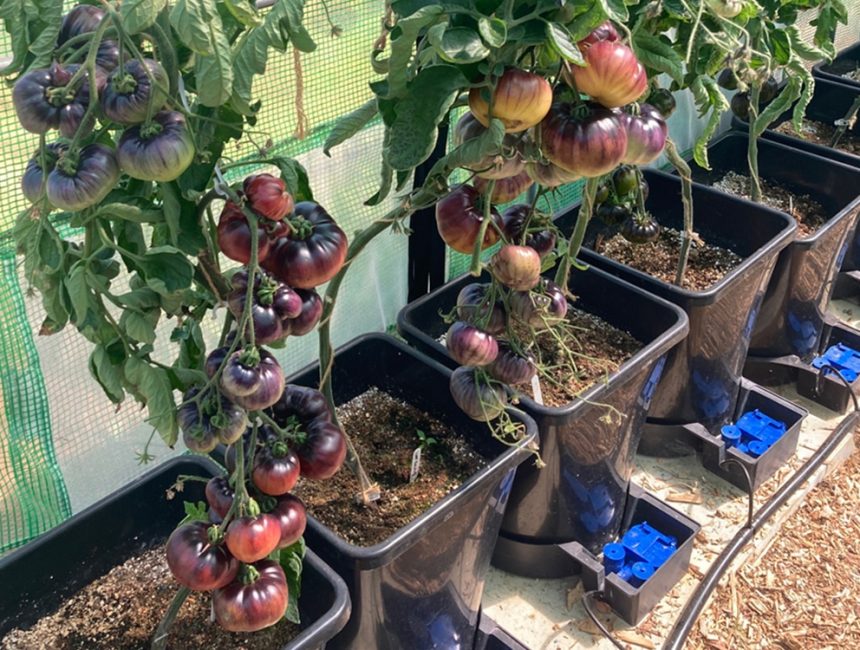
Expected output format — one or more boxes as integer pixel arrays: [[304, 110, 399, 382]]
[[252, 444, 301, 496], [212, 561, 288, 632], [117, 110, 195, 182], [540, 102, 627, 177], [205, 476, 234, 519], [487, 343, 537, 385], [224, 513, 281, 563], [271, 494, 307, 549], [166, 522, 239, 591], [468, 68, 553, 133], [244, 173, 295, 221], [452, 112, 525, 179], [473, 169, 534, 204], [490, 245, 542, 291], [45, 143, 119, 211], [262, 202, 347, 289], [567, 41, 648, 108], [222, 349, 285, 411], [446, 321, 499, 367], [449, 366, 507, 422], [101, 59, 169, 125], [435, 185, 502, 254], [217, 201, 272, 265], [295, 419, 347, 480]]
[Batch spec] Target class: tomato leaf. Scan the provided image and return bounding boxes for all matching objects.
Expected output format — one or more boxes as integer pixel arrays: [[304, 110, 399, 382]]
[[785, 25, 828, 62], [478, 16, 506, 48], [769, 29, 791, 66], [195, 22, 234, 107], [790, 62, 815, 134], [273, 158, 314, 202], [432, 27, 491, 64], [120, 0, 168, 35], [633, 33, 684, 84], [546, 22, 584, 66], [170, 0, 212, 54], [565, 1, 608, 43], [26, 0, 63, 71], [124, 356, 178, 446], [95, 203, 165, 224], [386, 5, 445, 99], [180, 501, 210, 524], [279, 537, 306, 625], [231, 0, 316, 113], [323, 99, 379, 156], [89, 346, 126, 404], [37, 225, 63, 272], [121, 309, 159, 345], [387, 65, 466, 171], [753, 76, 802, 139], [443, 117, 504, 171], [138, 247, 195, 296]]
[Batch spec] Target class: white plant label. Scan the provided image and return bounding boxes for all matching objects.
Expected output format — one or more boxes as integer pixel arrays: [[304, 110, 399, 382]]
[[409, 447, 423, 483], [531, 374, 544, 405]]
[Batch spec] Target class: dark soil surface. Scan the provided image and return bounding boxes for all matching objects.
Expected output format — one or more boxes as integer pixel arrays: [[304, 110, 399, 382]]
[[713, 170, 829, 238], [598, 226, 742, 290], [774, 118, 860, 157], [0, 545, 299, 650], [516, 305, 642, 408], [294, 388, 486, 547]]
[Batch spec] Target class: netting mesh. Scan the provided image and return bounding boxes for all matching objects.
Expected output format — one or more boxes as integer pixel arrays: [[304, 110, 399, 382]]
[[1, 2, 860, 553]]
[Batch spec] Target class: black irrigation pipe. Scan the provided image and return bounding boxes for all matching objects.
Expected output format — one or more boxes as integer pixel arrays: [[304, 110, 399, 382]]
[[663, 404, 860, 649]]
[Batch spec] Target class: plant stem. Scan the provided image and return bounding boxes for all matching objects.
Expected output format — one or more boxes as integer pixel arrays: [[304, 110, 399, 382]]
[[554, 177, 599, 290], [151, 586, 190, 650], [470, 179, 496, 275], [830, 95, 860, 148], [664, 138, 694, 286], [747, 81, 763, 203], [317, 184, 442, 504]]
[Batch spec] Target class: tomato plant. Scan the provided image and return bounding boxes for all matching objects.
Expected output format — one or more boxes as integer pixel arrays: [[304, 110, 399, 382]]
[[2, 0, 349, 642]]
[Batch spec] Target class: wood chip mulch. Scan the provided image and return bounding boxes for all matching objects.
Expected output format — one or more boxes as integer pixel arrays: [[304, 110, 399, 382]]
[[687, 427, 860, 649]]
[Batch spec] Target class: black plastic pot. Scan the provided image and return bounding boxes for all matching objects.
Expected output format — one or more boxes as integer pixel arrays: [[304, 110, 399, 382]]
[[732, 79, 860, 273], [813, 42, 860, 89], [285, 334, 538, 650], [0, 456, 351, 650], [684, 132, 860, 360], [567, 483, 700, 625], [398, 265, 688, 578], [561, 170, 795, 435]]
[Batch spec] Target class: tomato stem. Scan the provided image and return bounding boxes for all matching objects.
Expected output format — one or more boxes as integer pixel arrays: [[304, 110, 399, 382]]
[[470, 179, 497, 276], [150, 586, 190, 650], [664, 138, 695, 287], [554, 176, 599, 289], [747, 80, 763, 203]]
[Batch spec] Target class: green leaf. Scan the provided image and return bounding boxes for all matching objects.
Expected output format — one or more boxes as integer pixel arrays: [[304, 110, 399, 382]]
[[600, 0, 628, 23], [195, 24, 234, 106], [546, 22, 584, 66], [443, 117, 505, 170], [565, 1, 608, 42], [786, 25, 828, 62], [323, 99, 379, 156], [478, 16, 507, 48], [386, 5, 445, 98], [753, 77, 802, 138], [279, 537, 306, 625], [180, 501, 210, 524], [37, 225, 62, 272], [367, 142, 395, 206], [89, 346, 125, 404], [387, 65, 467, 171], [633, 33, 684, 84], [27, 0, 63, 71], [65, 263, 92, 326], [224, 0, 261, 27], [170, 0, 213, 54], [124, 356, 178, 446], [272, 158, 314, 202], [432, 27, 491, 65], [120, 0, 168, 35], [137, 247, 195, 295], [117, 287, 162, 310], [0, 0, 31, 75], [232, 0, 316, 112], [95, 203, 165, 224], [691, 77, 730, 170], [791, 63, 815, 133], [121, 310, 158, 345], [769, 29, 791, 66]]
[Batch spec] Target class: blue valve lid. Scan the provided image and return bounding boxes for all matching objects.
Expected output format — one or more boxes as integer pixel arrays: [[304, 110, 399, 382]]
[[629, 562, 654, 587], [604, 542, 626, 562], [721, 424, 741, 447], [747, 440, 768, 458]]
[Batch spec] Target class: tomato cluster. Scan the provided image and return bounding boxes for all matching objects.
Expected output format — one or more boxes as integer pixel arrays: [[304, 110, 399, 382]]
[[434, 22, 673, 423], [168, 383, 345, 632], [15, 4, 194, 211]]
